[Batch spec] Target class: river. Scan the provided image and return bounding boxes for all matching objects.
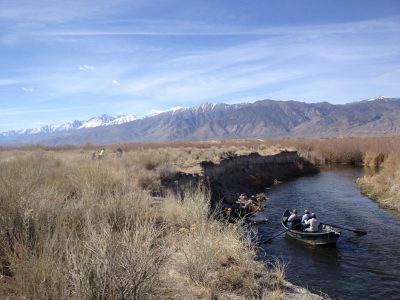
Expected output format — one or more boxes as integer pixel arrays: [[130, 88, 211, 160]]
[[256, 167, 400, 299]]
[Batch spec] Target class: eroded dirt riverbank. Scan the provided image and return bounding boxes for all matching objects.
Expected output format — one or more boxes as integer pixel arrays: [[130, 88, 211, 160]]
[[161, 150, 319, 207]]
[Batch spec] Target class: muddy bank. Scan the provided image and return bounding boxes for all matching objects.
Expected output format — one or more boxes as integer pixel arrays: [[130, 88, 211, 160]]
[[161, 150, 319, 207]]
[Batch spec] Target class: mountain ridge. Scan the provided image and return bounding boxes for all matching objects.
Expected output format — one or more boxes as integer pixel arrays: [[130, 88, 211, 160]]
[[1, 97, 399, 146], [0, 114, 140, 137]]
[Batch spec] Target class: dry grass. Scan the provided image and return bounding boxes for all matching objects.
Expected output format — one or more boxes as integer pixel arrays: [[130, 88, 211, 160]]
[[3, 137, 400, 214], [159, 188, 285, 299], [0, 150, 289, 299], [0, 152, 164, 299], [4, 136, 398, 299], [357, 155, 400, 211]]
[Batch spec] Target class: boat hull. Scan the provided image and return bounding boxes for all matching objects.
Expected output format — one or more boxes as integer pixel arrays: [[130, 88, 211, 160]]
[[285, 230, 340, 245]]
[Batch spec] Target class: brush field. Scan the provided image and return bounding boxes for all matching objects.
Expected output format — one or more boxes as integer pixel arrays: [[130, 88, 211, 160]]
[[0, 147, 293, 299], [1, 136, 399, 299]]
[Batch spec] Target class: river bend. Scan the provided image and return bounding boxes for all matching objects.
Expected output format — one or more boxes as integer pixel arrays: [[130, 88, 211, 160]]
[[257, 168, 400, 299]]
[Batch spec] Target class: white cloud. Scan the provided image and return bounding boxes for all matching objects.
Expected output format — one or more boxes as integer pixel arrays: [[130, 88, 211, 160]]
[[78, 64, 96, 71], [40, 17, 400, 38], [2, 12, 399, 108], [7, 16, 400, 105], [21, 87, 34, 92]]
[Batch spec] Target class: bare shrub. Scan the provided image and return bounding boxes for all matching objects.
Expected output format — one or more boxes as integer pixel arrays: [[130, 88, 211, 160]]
[[160, 187, 283, 299], [138, 149, 170, 170], [161, 185, 210, 228], [156, 162, 177, 180], [65, 159, 128, 198], [67, 219, 165, 300], [0, 153, 166, 299], [267, 257, 287, 290], [363, 151, 387, 168], [136, 169, 160, 193]]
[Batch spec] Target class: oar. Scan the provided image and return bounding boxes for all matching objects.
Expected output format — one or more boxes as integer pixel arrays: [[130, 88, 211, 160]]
[[257, 228, 290, 244], [323, 223, 367, 235]]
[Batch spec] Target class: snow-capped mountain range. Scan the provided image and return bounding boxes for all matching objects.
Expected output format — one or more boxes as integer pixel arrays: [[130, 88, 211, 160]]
[[0, 114, 141, 137], [1, 97, 399, 145], [0, 103, 239, 137]]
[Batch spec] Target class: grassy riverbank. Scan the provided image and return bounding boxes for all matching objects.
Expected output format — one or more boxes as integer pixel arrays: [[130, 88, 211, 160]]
[[292, 137, 400, 212], [357, 156, 400, 211], [282, 136, 400, 212], [0, 148, 319, 299], [294, 137, 400, 212]]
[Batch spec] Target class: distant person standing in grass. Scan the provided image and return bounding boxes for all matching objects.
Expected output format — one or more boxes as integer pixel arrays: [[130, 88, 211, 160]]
[[116, 147, 123, 158], [98, 148, 105, 159]]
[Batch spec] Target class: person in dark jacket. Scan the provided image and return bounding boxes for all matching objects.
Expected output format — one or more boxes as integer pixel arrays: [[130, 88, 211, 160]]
[[288, 209, 302, 230]]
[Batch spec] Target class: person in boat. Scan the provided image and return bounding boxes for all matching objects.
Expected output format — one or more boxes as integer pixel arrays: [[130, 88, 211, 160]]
[[304, 213, 320, 232], [301, 209, 311, 227], [288, 209, 302, 230]]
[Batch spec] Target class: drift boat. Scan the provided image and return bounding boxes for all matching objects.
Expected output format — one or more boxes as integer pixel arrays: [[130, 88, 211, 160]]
[[281, 209, 341, 246]]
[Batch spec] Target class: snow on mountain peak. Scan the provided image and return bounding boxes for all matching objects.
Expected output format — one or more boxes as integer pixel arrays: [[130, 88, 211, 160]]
[[170, 106, 188, 112], [107, 114, 140, 125], [80, 114, 114, 128], [0, 113, 141, 136], [368, 96, 387, 101], [197, 102, 218, 111], [148, 106, 189, 116]]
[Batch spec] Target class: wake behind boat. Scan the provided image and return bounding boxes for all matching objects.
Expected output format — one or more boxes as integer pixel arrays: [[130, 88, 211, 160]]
[[281, 209, 341, 246]]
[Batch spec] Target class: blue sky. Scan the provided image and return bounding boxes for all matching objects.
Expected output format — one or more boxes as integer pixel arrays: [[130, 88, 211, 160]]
[[0, 0, 400, 131]]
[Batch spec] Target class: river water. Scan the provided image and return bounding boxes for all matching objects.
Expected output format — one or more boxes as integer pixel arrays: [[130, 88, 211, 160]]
[[256, 167, 400, 299]]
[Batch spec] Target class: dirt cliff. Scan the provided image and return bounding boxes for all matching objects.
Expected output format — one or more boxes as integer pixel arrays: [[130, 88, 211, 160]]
[[161, 150, 319, 206]]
